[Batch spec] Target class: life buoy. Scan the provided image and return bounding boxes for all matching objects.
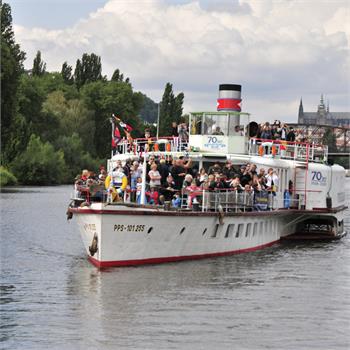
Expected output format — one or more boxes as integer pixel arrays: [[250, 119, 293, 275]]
[[271, 145, 277, 156], [154, 143, 159, 151], [105, 175, 111, 190], [166, 142, 171, 152], [120, 175, 128, 191], [258, 145, 264, 156]]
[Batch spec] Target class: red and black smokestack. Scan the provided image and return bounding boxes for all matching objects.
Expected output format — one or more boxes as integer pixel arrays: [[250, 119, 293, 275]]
[[217, 84, 241, 112]]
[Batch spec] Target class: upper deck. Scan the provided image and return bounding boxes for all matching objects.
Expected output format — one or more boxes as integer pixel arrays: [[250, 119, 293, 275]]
[[112, 110, 328, 164]]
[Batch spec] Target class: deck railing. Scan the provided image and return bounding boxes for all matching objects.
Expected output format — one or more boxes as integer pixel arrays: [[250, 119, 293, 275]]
[[248, 138, 328, 163], [114, 136, 188, 156], [72, 186, 301, 213]]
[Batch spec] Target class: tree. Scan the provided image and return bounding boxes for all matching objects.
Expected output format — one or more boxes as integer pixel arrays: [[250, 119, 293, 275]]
[[42, 91, 95, 154], [55, 133, 100, 181], [11, 134, 67, 185], [158, 83, 184, 136], [32, 50, 46, 76], [61, 61, 74, 84], [74, 53, 103, 89], [138, 93, 158, 123], [111, 68, 130, 84], [322, 127, 337, 153], [82, 80, 144, 157], [1, 2, 26, 164]]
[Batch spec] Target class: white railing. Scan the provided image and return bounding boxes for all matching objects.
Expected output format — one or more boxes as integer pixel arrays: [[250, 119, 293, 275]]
[[248, 138, 328, 163], [113, 136, 189, 156]]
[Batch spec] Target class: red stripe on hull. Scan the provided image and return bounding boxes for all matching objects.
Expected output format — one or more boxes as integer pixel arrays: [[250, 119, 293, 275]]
[[88, 239, 280, 268]]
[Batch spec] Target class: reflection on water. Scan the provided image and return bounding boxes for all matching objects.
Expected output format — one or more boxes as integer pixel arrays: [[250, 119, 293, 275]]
[[0, 184, 350, 350]]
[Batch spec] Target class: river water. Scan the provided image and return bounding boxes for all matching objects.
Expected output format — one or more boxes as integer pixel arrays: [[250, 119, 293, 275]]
[[1, 181, 350, 350]]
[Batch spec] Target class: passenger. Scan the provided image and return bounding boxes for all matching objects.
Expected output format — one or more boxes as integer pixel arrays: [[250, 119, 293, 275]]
[[208, 174, 216, 190], [171, 193, 182, 208], [250, 164, 257, 176], [213, 126, 224, 135], [178, 122, 189, 143], [230, 176, 244, 192], [198, 168, 208, 183], [158, 195, 165, 206], [286, 127, 296, 142], [182, 174, 193, 191], [136, 177, 143, 204], [185, 180, 202, 207], [109, 166, 128, 200], [146, 187, 159, 205], [171, 122, 179, 137], [265, 168, 278, 194], [158, 158, 170, 186], [208, 162, 222, 175], [81, 169, 89, 183], [232, 125, 243, 136], [148, 163, 161, 189], [252, 175, 262, 192], [223, 160, 236, 179], [240, 166, 252, 187], [213, 174, 225, 190], [171, 158, 188, 190], [130, 161, 142, 202], [162, 175, 177, 201]]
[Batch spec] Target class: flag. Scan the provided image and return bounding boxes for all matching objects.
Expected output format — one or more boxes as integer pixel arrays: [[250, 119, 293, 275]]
[[119, 121, 133, 132], [111, 123, 121, 148]]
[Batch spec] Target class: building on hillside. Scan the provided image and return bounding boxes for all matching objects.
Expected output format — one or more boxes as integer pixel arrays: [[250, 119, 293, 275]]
[[298, 95, 349, 128]]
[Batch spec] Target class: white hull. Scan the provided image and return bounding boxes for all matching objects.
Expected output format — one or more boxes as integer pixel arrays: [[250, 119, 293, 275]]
[[73, 204, 305, 267]]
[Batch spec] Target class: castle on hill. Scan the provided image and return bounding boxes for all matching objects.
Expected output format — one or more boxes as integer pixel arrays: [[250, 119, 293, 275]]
[[298, 95, 349, 128]]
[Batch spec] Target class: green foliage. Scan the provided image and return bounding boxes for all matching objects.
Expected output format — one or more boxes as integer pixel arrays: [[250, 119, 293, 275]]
[[0, 166, 18, 187], [11, 135, 67, 185], [32, 50, 46, 76], [55, 133, 101, 181], [82, 80, 144, 157], [0, 7, 184, 185], [74, 53, 103, 89], [1, 2, 26, 164], [42, 91, 95, 154], [138, 93, 157, 123], [159, 83, 184, 136], [322, 128, 337, 153], [61, 61, 74, 84]]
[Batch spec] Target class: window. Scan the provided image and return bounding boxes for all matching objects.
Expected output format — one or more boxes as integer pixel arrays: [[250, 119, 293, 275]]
[[211, 224, 220, 238], [203, 113, 229, 135], [225, 224, 235, 238], [245, 223, 252, 237], [253, 223, 258, 237], [236, 224, 244, 238]]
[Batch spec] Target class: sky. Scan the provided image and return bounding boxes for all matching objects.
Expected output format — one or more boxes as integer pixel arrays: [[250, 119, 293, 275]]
[[7, 0, 350, 123]]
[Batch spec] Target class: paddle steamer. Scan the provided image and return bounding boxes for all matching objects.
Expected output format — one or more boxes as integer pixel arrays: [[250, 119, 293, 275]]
[[68, 84, 347, 268]]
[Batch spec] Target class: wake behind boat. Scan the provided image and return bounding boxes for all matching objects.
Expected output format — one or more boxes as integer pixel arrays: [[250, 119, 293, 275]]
[[67, 84, 347, 268]]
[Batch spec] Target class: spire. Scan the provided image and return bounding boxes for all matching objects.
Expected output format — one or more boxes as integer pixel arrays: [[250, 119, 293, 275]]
[[299, 97, 303, 112], [318, 93, 325, 113], [298, 97, 304, 121]]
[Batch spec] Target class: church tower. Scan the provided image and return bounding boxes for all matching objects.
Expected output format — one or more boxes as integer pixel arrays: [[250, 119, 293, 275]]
[[317, 94, 326, 124], [298, 98, 304, 123]]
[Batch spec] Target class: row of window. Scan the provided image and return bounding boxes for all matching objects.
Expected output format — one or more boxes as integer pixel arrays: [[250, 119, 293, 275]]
[[211, 220, 277, 239]]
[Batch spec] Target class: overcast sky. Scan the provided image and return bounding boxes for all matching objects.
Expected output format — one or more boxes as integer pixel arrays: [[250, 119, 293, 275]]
[[7, 0, 350, 123]]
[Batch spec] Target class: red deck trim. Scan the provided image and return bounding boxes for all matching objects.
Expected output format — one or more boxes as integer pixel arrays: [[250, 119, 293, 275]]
[[69, 205, 348, 217], [88, 239, 280, 268]]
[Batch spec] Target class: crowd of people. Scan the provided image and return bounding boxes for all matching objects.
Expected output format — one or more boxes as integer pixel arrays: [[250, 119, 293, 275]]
[[75, 155, 284, 210]]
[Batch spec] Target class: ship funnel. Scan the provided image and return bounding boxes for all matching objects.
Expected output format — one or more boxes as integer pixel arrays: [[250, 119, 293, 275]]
[[217, 84, 241, 112]]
